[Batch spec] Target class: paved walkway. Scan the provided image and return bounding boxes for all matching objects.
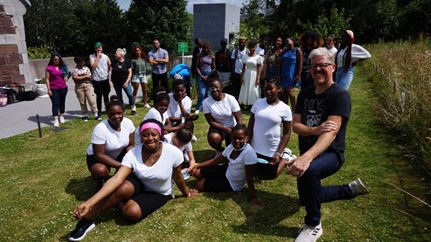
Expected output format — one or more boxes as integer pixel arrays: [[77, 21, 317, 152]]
[[0, 81, 137, 139]]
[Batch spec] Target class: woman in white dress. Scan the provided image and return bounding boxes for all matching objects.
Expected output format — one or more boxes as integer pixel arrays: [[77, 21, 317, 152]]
[[239, 39, 263, 109]]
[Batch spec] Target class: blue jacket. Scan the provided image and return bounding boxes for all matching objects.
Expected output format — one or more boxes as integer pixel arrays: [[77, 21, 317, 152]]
[[169, 64, 191, 84]]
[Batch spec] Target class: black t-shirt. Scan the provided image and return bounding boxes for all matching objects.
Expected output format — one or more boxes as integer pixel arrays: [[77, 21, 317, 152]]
[[294, 83, 351, 155], [215, 49, 231, 72], [111, 59, 132, 85]]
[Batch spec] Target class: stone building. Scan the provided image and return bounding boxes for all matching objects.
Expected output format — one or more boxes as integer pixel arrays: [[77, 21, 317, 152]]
[[0, 0, 31, 87]]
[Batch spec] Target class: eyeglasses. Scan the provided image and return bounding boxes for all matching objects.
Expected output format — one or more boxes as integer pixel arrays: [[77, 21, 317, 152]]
[[311, 63, 333, 70], [209, 87, 220, 92]]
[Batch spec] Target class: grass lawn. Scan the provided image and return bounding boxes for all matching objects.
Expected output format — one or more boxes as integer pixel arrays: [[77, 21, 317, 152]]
[[0, 66, 430, 241]]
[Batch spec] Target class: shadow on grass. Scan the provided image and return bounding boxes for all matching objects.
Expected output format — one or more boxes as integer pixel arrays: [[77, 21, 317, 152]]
[[204, 190, 301, 239], [194, 149, 216, 161], [65, 176, 98, 201]]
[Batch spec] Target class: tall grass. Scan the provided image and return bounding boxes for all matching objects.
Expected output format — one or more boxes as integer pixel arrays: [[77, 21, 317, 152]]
[[363, 39, 431, 174]]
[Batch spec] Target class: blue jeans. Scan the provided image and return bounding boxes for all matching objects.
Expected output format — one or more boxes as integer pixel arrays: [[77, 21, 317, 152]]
[[114, 82, 135, 107], [196, 69, 211, 111], [297, 151, 354, 226], [336, 66, 354, 90], [49, 87, 68, 116]]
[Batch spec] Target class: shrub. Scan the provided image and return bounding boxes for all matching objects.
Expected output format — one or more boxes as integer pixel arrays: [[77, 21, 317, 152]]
[[363, 39, 431, 173], [27, 47, 51, 60]]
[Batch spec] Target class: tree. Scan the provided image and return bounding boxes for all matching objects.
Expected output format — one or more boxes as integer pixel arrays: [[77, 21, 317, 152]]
[[24, 0, 78, 55], [24, 0, 127, 57], [126, 0, 189, 55]]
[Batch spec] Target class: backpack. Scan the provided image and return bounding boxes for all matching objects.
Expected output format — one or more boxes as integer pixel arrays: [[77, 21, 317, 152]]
[[16, 91, 37, 101]]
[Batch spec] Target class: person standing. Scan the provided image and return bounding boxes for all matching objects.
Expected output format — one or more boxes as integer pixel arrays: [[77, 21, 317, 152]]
[[335, 30, 371, 90], [90, 42, 112, 121], [279, 37, 302, 108], [288, 47, 369, 242], [71, 56, 98, 121], [195, 42, 215, 114], [215, 38, 231, 87], [326, 34, 338, 55], [131, 45, 150, 109], [111, 48, 136, 115], [262, 36, 283, 97], [191, 37, 203, 95], [238, 39, 263, 109], [45, 53, 69, 127], [148, 37, 169, 91], [230, 36, 249, 100], [298, 31, 324, 90]]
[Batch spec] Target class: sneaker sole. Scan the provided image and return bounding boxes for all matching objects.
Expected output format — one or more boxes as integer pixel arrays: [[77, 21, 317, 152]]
[[69, 223, 95, 241]]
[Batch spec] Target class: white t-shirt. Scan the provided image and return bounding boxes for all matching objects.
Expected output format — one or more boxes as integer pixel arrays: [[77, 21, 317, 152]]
[[223, 144, 257, 191], [121, 143, 183, 195], [231, 48, 249, 74], [135, 108, 169, 145], [256, 46, 265, 57], [327, 46, 338, 55], [203, 94, 240, 128], [87, 118, 135, 158], [89, 53, 110, 81], [251, 98, 292, 157], [167, 93, 192, 118], [164, 132, 192, 153]]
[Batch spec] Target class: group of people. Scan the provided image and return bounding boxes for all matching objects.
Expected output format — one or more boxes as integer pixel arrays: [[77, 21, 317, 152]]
[[45, 38, 173, 126], [64, 30, 371, 242]]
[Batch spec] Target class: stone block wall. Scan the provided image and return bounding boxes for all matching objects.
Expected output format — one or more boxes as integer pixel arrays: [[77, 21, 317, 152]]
[[0, 0, 30, 87]]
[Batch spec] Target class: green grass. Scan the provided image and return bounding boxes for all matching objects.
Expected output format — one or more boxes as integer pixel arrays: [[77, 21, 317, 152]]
[[0, 67, 430, 241]]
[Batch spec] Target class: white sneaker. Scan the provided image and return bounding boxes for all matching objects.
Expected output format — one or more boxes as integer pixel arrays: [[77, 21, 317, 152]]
[[194, 110, 200, 115], [53, 120, 59, 127], [144, 103, 151, 108], [59, 116, 65, 123], [349, 178, 370, 197], [295, 222, 323, 242], [281, 148, 297, 163], [191, 134, 198, 142]]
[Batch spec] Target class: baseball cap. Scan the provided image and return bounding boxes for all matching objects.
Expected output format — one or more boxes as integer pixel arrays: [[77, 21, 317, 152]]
[[94, 42, 103, 49]]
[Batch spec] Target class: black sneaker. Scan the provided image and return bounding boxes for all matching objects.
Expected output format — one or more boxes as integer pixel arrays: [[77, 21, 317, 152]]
[[95, 115, 102, 121], [82, 116, 89, 122], [69, 218, 95, 241], [131, 110, 137, 115]]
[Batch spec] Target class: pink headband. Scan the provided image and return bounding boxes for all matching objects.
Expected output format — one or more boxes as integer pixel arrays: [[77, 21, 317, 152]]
[[140, 122, 162, 136]]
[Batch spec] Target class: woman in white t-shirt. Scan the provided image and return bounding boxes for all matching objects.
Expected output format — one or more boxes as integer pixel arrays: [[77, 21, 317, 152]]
[[203, 79, 242, 155], [248, 79, 293, 179], [190, 124, 263, 207], [86, 96, 135, 187], [70, 119, 198, 241]]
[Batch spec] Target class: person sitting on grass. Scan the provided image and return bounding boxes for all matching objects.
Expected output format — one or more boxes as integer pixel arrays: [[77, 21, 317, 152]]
[[189, 124, 264, 207], [85, 96, 135, 188], [69, 119, 198, 241], [248, 78, 294, 180], [163, 126, 197, 172], [135, 86, 185, 145], [203, 78, 242, 157], [167, 78, 199, 135]]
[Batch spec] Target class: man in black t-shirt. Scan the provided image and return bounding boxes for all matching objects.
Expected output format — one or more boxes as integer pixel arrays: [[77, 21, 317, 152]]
[[288, 47, 369, 242]]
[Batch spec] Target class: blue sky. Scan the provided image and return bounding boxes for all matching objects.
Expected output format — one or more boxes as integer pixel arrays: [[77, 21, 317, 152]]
[[116, 0, 245, 13]]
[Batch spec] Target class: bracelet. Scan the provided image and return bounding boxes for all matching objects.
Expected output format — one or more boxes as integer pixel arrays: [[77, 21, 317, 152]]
[[181, 117, 185, 124]]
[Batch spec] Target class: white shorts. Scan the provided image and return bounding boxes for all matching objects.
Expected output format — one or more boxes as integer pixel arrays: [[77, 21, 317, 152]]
[[132, 74, 147, 84]]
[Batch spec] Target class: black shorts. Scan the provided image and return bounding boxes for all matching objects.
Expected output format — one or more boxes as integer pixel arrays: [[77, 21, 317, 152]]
[[200, 164, 233, 192], [255, 153, 278, 180], [208, 127, 231, 146], [86, 148, 128, 170], [126, 173, 171, 219]]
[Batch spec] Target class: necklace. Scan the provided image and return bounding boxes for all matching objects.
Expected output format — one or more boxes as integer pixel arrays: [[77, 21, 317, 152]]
[[118, 61, 123, 69]]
